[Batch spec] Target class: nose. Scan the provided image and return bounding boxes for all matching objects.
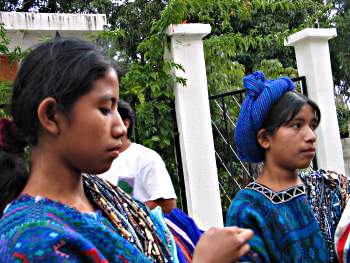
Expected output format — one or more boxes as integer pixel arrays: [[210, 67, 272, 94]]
[[112, 110, 127, 139], [305, 126, 317, 143]]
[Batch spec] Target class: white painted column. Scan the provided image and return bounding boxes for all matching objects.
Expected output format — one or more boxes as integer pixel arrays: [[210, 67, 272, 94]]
[[166, 24, 223, 229], [285, 28, 345, 175]]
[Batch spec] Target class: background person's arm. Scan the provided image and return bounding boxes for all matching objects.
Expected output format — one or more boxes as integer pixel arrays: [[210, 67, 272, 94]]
[[144, 198, 176, 214]]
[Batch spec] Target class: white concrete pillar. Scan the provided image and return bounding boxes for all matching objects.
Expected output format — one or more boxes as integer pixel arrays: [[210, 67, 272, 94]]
[[166, 24, 223, 229], [285, 28, 345, 175]]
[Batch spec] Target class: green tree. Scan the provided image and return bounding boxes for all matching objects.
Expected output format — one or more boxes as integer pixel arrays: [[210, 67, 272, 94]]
[[114, 0, 332, 212], [330, 3, 350, 103], [329, 0, 350, 138]]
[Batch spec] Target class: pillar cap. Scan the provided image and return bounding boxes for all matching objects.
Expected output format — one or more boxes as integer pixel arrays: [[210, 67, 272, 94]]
[[285, 28, 337, 46], [0, 11, 106, 31], [166, 23, 211, 37]]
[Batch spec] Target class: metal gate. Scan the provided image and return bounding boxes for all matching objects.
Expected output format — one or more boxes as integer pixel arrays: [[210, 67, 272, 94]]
[[208, 76, 310, 216]]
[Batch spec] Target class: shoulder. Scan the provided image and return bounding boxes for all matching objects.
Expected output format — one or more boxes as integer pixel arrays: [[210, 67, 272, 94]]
[[225, 187, 264, 226], [301, 169, 350, 204], [300, 169, 348, 193], [301, 169, 348, 186], [230, 184, 267, 205], [131, 143, 162, 159], [1, 195, 80, 237], [228, 186, 263, 208], [129, 144, 166, 170], [0, 197, 100, 262]]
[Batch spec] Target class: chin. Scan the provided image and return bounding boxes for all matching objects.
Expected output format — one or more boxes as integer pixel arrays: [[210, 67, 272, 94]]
[[86, 163, 112, 175], [297, 161, 312, 170]]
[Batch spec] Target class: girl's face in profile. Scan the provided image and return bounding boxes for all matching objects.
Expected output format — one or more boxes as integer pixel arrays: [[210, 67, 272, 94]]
[[264, 103, 318, 170], [56, 68, 127, 174]]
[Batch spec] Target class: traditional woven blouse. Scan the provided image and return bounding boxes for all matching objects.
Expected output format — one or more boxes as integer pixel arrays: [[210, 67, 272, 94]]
[[226, 182, 330, 262], [0, 194, 173, 262], [226, 169, 350, 263]]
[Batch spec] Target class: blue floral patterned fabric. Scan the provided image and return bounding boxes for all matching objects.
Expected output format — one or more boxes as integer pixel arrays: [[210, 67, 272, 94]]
[[301, 169, 350, 262], [0, 194, 171, 262], [226, 183, 330, 263]]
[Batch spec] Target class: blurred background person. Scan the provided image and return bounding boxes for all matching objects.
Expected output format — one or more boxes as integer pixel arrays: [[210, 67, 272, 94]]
[[99, 99, 177, 214]]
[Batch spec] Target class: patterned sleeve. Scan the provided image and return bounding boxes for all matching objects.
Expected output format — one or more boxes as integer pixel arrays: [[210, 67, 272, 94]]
[[0, 221, 108, 263], [225, 199, 267, 263]]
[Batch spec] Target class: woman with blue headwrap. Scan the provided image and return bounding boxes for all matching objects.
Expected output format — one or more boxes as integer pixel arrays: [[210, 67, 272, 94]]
[[226, 71, 349, 262]]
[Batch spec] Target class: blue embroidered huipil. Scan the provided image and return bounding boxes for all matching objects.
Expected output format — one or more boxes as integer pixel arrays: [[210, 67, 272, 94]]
[[226, 182, 329, 263], [0, 194, 174, 262]]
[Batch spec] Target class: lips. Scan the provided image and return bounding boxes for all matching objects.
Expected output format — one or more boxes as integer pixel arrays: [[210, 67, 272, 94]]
[[107, 144, 122, 158], [300, 147, 316, 156]]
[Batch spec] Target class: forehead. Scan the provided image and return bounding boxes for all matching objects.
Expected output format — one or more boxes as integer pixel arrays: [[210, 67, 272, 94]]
[[91, 69, 120, 99], [293, 104, 316, 120]]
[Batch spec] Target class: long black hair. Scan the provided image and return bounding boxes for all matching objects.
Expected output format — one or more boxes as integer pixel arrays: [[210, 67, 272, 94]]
[[0, 38, 113, 214]]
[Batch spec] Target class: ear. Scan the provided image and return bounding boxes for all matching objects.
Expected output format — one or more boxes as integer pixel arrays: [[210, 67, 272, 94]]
[[37, 97, 61, 135], [257, 128, 271, 150]]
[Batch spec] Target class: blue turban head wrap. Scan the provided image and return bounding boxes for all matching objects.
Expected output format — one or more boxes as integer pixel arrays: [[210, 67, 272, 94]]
[[234, 71, 296, 162]]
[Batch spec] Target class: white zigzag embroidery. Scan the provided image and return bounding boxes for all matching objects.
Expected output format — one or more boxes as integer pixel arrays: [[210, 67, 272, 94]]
[[247, 182, 306, 204]]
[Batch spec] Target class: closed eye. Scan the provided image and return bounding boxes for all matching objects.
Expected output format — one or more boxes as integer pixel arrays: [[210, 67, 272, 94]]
[[100, 108, 111, 115], [310, 123, 318, 131]]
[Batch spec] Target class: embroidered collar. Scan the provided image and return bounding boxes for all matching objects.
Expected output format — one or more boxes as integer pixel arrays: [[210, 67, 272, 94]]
[[246, 182, 306, 204]]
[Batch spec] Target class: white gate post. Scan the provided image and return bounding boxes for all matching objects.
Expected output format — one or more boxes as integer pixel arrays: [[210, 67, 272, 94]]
[[285, 28, 345, 175], [166, 24, 223, 229]]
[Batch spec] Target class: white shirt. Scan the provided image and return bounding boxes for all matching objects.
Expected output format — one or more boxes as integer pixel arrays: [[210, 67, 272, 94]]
[[99, 143, 177, 202]]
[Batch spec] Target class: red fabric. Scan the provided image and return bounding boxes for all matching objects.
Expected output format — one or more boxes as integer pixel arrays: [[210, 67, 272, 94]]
[[337, 223, 350, 263], [83, 248, 109, 263], [13, 252, 29, 263]]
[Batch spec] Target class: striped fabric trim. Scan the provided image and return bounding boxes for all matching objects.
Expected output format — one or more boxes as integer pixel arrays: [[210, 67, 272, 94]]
[[164, 218, 195, 249], [172, 231, 192, 263], [338, 224, 350, 263]]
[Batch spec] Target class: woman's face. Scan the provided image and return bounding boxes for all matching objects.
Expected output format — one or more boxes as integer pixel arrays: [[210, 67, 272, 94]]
[[264, 104, 318, 170], [57, 68, 127, 174]]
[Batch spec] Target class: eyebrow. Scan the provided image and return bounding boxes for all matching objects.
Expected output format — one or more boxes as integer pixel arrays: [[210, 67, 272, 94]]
[[291, 117, 317, 123], [99, 94, 116, 105]]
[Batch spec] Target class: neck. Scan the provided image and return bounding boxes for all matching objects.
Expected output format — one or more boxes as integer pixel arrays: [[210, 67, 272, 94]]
[[22, 145, 95, 213], [257, 163, 302, 192], [120, 136, 132, 152]]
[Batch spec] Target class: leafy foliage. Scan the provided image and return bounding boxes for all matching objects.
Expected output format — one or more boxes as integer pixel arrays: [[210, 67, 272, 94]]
[[0, 23, 26, 118], [112, 0, 330, 211], [329, 0, 350, 140], [337, 102, 350, 138], [331, 8, 350, 103]]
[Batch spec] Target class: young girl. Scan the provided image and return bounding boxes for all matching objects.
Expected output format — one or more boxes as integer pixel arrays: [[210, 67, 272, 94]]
[[0, 38, 253, 262], [226, 71, 349, 262]]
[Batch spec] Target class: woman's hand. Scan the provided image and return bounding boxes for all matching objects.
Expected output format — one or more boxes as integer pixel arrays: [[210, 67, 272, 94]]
[[193, 226, 254, 263]]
